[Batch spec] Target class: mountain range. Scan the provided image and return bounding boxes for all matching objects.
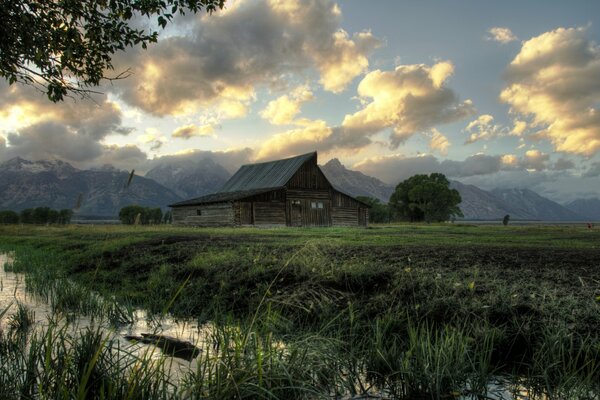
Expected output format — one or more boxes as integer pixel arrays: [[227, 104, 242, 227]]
[[0, 158, 181, 216], [0, 157, 597, 221]]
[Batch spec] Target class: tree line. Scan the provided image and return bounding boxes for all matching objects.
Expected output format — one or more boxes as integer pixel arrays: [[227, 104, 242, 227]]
[[358, 173, 463, 223], [118, 205, 172, 225], [0, 208, 73, 225]]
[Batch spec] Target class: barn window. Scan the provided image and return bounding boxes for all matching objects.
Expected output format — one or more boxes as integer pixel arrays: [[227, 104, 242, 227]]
[[311, 202, 324, 209], [317, 202, 323, 209], [311, 202, 317, 209], [196, 209, 202, 216]]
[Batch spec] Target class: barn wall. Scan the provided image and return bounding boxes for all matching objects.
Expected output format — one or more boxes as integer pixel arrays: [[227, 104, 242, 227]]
[[172, 203, 234, 226], [253, 202, 286, 226], [287, 160, 331, 190], [330, 191, 369, 227]]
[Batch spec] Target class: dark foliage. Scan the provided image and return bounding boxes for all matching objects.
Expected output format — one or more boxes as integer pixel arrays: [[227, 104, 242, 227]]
[[355, 196, 392, 223], [0, 210, 19, 224], [18, 207, 72, 224], [119, 205, 163, 225], [389, 173, 463, 222], [0, 0, 224, 101]]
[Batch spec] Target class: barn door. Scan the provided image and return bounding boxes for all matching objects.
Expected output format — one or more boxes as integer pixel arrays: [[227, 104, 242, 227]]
[[289, 200, 302, 227], [240, 202, 252, 225]]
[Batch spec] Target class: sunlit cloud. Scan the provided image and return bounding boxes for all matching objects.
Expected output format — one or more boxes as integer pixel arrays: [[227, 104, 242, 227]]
[[172, 124, 216, 139], [111, 0, 379, 117], [259, 85, 314, 125], [428, 128, 450, 155], [342, 61, 475, 147], [500, 26, 600, 155], [486, 27, 518, 43], [464, 114, 505, 144]]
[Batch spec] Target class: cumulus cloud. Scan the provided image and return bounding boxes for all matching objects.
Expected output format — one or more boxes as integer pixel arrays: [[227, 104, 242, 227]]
[[260, 85, 314, 125], [464, 114, 505, 144], [500, 26, 600, 155], [342, 62, 475, 147], [2, 122, 104, 162], [256, 119, 333, 160], [520, 149, 550, 171], [0, 135, 5, 149], [0, 83, 128, 142], [111, 0, 380, 117], [486, 27, 518, 43], [428, 129, 450, 155], [172, 124, 215, 139]]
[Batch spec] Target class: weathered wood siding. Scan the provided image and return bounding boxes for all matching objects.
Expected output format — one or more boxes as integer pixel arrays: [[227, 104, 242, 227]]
[[330, 190, 368, 227], [253, 202, 286, 226], [172, 203, 234, 226], [287, 158, 331, 190], [285, 198, 331, 227]]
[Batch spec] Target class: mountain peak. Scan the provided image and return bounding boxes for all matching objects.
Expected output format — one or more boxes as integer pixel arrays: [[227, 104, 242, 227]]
[[0, 157, 79, 178], [324, 158, 344, 168]]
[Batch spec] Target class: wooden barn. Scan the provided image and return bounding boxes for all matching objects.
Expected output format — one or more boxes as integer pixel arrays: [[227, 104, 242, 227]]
[[169, 152, 369, 227]]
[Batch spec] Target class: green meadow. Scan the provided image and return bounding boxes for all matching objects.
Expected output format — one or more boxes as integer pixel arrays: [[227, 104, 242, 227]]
[[1, 223, 599, 399]]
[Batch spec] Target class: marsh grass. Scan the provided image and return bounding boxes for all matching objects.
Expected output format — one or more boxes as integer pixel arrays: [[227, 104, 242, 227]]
[[1, 225, 600, 398]]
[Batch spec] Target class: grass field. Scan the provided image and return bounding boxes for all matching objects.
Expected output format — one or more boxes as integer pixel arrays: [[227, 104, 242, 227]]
[[1, 223, 599, 399]]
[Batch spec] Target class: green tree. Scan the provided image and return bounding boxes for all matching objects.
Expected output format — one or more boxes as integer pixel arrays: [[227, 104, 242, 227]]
[[1, 0, 224, 101], [32, 207, 52, 224], [119, 205, 145, 225], [389, 173, 463, 222], [58, 209, 74, 224], [355, 196, 392, 223], [20, 208, 34, 224], [0, 210, 19, 224]]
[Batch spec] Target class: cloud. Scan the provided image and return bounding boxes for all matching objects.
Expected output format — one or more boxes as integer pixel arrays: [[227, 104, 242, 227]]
[[145, 148, 253, 174], [172, 124, 215, 139], [428, 129, 450, 155], [342, 62, 475, 147], [511, 119, 528, 136], [0, 135, 5, 149], [94, 144, 148, 171], [259, 85, 314, 125], [552, 157, 575, 171], [520, 149, 550, 171], [352, 151, 555, 185], [353, 154, 441, 184], [256, 119, 333, 160], [111, 0, 380, 117], [500, 26, 600, 155], [583, 161, 600, 178], [464, 114, 505, 144], [486, 27, 518, 43], [0, 83, 128, 142], [2, 122, 104, 162]]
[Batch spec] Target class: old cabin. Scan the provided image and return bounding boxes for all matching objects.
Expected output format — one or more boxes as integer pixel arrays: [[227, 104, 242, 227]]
[[169, 152, 369, 227]]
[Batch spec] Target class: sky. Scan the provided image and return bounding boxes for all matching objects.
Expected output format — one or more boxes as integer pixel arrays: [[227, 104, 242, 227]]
[[1, 0, 600, 203]]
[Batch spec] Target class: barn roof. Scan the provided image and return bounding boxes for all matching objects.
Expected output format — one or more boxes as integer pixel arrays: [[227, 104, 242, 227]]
[[169, 188, 280, 207], [219, 152, 316, 193]]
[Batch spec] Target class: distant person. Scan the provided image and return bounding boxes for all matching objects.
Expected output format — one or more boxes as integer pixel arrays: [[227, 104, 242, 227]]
[[587, 222, 593, 230]]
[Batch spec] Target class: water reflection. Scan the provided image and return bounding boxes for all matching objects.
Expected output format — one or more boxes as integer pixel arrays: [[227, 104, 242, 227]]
[[0, 252, 210, 378]]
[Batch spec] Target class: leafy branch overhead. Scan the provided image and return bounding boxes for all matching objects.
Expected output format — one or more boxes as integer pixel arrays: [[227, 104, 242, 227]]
[[0, 0, 225, 101]]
